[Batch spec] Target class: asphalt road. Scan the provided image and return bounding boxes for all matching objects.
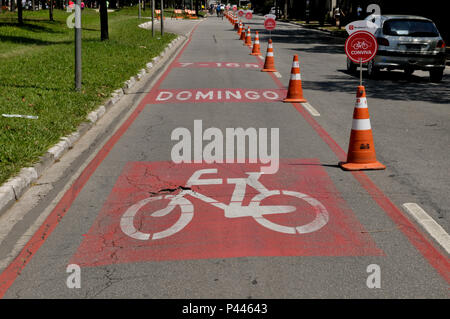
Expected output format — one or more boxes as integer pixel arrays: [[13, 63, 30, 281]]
[[0, 15, 448, 299]]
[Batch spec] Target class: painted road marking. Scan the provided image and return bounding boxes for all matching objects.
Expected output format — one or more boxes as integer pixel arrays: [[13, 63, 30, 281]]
[[175, 62, 260, 69], [70, 159, 382, 267], [402, 203, 450, 254], [0, 20, 203, 298], [274, 71, 282, 78], [301, 102, 320, 117], [263, 67, 450, 283], [150, 88, 286, 104], [258, 55, 264, 61]]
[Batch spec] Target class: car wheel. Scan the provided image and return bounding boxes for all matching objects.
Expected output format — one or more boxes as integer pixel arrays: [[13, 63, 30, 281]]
[[429, 69, 444, 83], [346, 58, 357, 73], [367, 60, 379, 79]]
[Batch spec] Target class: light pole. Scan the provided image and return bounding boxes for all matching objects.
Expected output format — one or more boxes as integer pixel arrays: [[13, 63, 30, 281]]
[[152, 0, 155, 37], [160, 0, 164, 36], [75, 0, 81, 91], [138, 0, 141, 18]]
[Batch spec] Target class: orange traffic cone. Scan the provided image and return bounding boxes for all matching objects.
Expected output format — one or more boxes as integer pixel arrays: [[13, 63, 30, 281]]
[[237, 21, 243, 36], [251, 31, 261, 55], [234, 18, 239, 30], [339, 86, 385, 171], [261, 39, 277, 72], [283, 55, 307, 103], [244, 27, 252, 47], [240, 25, 246, 41]]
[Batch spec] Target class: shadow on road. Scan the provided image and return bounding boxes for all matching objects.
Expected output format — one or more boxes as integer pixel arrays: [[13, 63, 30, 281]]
[[228, 20, 449, 104], [258, 28, 345, 46], [288, 44, 344, 54], [304, 70, 450, 104]]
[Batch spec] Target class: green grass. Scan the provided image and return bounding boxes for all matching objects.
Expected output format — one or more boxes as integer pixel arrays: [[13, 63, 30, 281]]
[[0, 8, 176, 184]]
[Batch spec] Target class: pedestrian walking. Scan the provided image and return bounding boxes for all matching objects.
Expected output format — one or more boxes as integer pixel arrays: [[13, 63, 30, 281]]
[[356, 4, 362, 18], [333, 7, 345, 29]]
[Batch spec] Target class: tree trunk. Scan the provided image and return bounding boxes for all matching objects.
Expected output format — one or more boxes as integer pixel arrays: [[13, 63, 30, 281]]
[[318, 0, 326, 26], [18, 0, 23, 24], [100, 0, 109, 40], [283, 0, 288, 20], [49, 0, 54, 21]]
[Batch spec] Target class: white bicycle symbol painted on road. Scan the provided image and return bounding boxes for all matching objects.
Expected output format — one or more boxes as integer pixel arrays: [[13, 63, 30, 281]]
[[120, 169, 330, 240]]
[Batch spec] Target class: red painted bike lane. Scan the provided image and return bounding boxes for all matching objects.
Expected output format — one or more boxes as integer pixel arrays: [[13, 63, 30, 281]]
[[70, 159, 383, 267], [0, 18, 448, 298]]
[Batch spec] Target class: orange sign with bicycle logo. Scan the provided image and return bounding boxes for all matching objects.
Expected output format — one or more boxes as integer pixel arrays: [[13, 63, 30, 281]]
[[70, 159, 382, 267]]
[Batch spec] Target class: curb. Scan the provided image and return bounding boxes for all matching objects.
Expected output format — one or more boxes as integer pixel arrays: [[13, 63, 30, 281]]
[[0, 23, 185, 217]]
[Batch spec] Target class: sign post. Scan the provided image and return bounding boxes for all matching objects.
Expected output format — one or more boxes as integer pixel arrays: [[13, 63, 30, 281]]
[[74, 0, 81, 91], [151, 0, 155, 37], [160, 0, 164, 36], [344, 30, 378, 86], [138, 0, 141, 18]]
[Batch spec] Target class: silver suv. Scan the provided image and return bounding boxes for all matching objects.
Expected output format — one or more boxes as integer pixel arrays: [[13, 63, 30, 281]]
[[347, 15, 447, 82]]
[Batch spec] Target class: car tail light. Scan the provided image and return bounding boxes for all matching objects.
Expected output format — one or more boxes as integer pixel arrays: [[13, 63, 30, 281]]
[[436, 40, 446, 48], [377, 37, 389, 46]]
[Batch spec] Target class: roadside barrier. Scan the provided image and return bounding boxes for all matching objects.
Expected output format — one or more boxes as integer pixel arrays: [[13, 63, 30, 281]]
[[172, 9, 183, 19], [240, 24, 246, 40], [339, 86, 386, 171], [237, 21, 243, 36], [283, 55, 307, 103], [261, 39, 277, 72], [251, 31, 261, 55], [244, 26, 252, 47]]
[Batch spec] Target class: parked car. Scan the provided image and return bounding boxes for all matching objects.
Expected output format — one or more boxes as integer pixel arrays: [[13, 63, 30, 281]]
[[347, 15, 446, 82]]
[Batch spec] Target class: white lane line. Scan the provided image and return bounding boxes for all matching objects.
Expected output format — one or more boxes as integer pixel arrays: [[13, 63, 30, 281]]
[[301, 102, 320, 117], [402, 203, 450, 254], [258, 55, 264, 61], [274, 71, 282, 78]]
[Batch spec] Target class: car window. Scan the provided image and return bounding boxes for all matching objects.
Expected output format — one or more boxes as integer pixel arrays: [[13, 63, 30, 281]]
[[382, 19, 439, 37]]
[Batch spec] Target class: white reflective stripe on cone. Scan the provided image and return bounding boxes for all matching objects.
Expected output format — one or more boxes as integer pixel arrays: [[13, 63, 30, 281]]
[[352, 118, 372, 130], [355, 97, 368, 108], [267, 52, 274, 57], [290, 73, 301, 80], [293, 62, 300, 68]]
